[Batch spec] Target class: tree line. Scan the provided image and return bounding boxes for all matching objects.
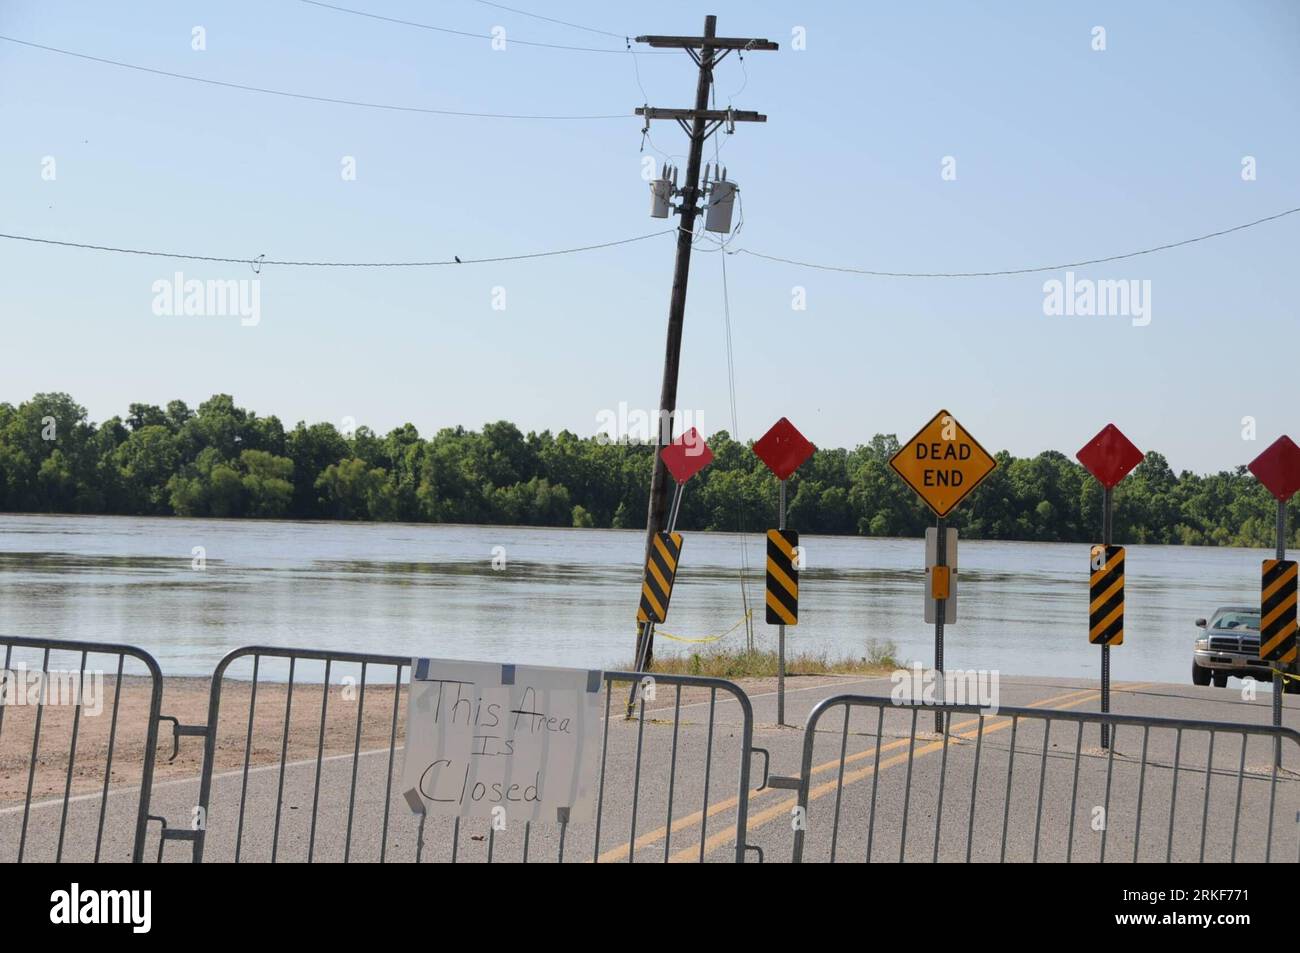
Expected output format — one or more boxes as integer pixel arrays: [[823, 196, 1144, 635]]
[[0, 392, 1290, 547]]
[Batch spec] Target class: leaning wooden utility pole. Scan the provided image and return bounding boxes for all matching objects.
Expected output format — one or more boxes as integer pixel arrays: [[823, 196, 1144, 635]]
[[633, 15, 776, 670]]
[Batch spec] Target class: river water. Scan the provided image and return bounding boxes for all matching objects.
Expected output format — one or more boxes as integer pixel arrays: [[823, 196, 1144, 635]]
[[0, 514, 1272, 684]]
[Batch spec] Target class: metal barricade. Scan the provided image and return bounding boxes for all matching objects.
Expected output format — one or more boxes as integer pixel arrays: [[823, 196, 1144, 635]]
[[784, 694, 1300, 863], [0, 635, 164, 863], [594, 670, 763, 864], [9, 635, 1299, 865], [175, 647, 765, 863], [178, 645, 410, 863]]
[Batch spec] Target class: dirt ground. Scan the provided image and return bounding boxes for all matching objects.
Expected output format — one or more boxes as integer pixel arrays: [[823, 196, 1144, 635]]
[[0, 674, 408, 806], [0, 670, 869, 807]]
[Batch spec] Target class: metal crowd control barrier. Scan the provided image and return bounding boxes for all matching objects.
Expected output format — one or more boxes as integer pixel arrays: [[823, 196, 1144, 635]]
[[31, 636, 1297, 865], [168, 646, 764, 863], [783, 694, 1300, 863], [179, 645, 411, 863], [0, 635, 165, 863], [600, 670, 763, 863]]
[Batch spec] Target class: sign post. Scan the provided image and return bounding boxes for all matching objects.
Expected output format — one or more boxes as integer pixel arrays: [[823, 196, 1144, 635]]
[[889, 410, 997, 734], [628, 428, 712, 717], [1076, 423, 1143, 749], [924, 526, 957, 624], [753, 417, 815, 726], [1247, 435, 1300, 764], [777, 478, 789, 724]]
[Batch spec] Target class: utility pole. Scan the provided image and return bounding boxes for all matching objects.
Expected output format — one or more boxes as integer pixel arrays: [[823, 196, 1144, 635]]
[[633, 15, 776, 670]]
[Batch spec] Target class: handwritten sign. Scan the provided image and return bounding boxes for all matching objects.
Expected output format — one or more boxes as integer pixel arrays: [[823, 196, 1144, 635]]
[[400, 658, 604, 824]]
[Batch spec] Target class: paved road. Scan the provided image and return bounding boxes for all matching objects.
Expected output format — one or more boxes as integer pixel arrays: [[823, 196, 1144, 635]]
[[4, 674, 1298, 863]]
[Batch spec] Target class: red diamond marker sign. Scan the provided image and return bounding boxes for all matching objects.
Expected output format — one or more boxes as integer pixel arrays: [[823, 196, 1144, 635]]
[[660, 427, 713, 484], [753, 417, 815, 481], [1248, 435, 1300, 502], [1076, 424, 1144, 489]]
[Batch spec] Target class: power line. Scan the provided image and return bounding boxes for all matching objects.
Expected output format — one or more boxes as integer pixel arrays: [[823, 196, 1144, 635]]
[[633, 54, 694, 165], [468, 0, 627, 40], [299, 0, 664, 53], [5, 206, 1287, 274], [0, 34, 628, 120], [736, 206, 1300, 278], [719, 231, 756, 648], [0, 229, 676, 268]]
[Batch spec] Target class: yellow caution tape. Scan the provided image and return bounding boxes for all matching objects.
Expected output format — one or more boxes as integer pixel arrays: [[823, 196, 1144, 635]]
[[1269, 667, 1300, 684], [651, 609, 753, 644]]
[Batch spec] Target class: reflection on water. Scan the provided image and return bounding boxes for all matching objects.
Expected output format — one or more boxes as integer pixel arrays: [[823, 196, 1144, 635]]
[[0, 514, 1271, 684]]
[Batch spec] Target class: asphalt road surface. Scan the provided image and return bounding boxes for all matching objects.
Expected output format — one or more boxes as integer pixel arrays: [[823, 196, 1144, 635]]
[[3, 674, 1298, 863]]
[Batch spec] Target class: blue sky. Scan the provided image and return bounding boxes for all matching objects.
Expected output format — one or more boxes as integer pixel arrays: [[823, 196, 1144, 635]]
[[1, 0, 1297, 474]]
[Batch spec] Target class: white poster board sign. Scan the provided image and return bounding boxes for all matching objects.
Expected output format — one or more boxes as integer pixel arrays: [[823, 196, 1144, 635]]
[[400, 658, 604, 825]]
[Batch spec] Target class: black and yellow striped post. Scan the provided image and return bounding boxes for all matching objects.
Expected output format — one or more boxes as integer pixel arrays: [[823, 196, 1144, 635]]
[[1263, 501, 1296, 764], [774, 480, 795, 724], [1092, 484, 1124, 749], [628, 478, 689, 719], [1246, 442, 1300, 763], [766, 529, 799, 625], [1089, 544, 1126, 647], [1261, 558, 1298, 664], [627, 528, 686, 719], [1075, 426, 1144, 749], [637, 532, 684, 625], [1262, 555, 1297, 766], [752, 420, 816, 728]]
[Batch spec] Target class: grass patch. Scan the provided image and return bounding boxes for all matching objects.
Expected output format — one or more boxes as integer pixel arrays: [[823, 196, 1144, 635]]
[[633, 646, 900, 680], [865, 638, 900, 668]]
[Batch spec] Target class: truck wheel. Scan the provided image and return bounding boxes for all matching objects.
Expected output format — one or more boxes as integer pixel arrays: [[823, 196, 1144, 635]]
[[1286, 679, 1300, 695], [1192, 662, 1211, 686], [1212, 671, 1229, 688]]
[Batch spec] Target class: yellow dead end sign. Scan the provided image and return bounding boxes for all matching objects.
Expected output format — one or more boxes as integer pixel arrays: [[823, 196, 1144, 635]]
[[889, 409, 998, 517]]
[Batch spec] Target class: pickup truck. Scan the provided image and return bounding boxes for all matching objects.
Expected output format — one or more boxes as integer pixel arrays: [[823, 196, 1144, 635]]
[[1192, 605, 1294, 690]]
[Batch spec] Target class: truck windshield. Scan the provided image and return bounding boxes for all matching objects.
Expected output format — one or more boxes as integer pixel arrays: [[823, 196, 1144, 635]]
[[1213, 611, 1260, 630]]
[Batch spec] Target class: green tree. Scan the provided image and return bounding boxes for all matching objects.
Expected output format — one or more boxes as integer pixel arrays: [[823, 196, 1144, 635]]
[[0, 391, 1289, 547], [240, 449, 294, 517], [287, 422, 350, 517], [316, 457, 391, 520], [115, 425, 180, 514]]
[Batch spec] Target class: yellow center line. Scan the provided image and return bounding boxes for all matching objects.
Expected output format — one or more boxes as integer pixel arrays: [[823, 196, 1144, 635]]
[[668, 682, 1153, 863], [597, 683, 1112, 863]]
